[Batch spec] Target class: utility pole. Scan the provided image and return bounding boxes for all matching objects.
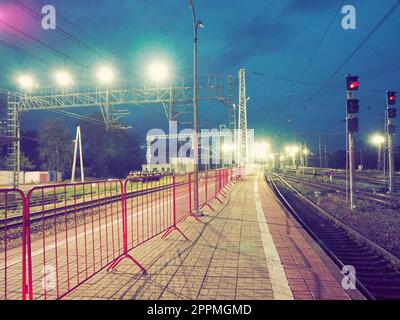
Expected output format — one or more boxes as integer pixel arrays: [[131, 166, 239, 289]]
[[238, 69, 248, 167], [346, 75, 360, 211], [319, 137, 323, 168], [189, 0, 204, 216], [378, 143, 383, 172], [383, 115, 387, 179], [71, 126, 84, 183], [386, 91, 397, 193]]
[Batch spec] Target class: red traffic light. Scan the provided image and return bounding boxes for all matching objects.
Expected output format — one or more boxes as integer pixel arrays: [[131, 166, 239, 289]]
[[387, 91, 396, 106], [349, 81, 359, 90], [346, 75, 359, 91]]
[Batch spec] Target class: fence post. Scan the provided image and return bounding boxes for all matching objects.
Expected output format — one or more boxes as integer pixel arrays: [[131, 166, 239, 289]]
[[122, 181, 128, 256], [188, 173, 192, 214], [205, 171, 208, 203], [24, 190, 33, 300], [106, 180, 146, 274], [162, 175, 189, 239], [215, 170, 218, 197], [22, 193, 27, 300], [219, 170, 222, 193]]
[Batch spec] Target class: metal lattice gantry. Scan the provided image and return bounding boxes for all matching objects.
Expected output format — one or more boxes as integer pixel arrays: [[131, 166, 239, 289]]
[[16, 74, 224, 113], [4, 73, 238, 187], [238, 68, 249, 165], [145, 129, 255, 166]]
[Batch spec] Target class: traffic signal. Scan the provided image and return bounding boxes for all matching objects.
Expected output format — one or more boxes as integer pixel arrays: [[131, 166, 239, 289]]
[[388, 107, 397, 119], [347, 118, 359, 133], [347, 99, 359, 114], [387, 91, 397, 106], [346, 76, 359, 91], [388, 124, 396, 135]]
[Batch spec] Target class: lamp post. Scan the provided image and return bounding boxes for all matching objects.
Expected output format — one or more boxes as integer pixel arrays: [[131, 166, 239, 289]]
[[189, 0, 204, 216], [303, 147, 310, 168]]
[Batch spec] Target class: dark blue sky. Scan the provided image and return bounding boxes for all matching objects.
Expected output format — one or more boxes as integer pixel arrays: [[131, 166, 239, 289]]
[[0, 0, 399, 150]]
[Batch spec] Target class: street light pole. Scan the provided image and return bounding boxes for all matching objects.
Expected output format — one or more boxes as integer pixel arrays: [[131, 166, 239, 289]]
[[378, 143, 382, 171], [189, 0, 203, 215]]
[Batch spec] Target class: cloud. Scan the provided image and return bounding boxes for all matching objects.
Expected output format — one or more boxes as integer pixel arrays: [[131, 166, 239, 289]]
[[210, 6, 296, 70]]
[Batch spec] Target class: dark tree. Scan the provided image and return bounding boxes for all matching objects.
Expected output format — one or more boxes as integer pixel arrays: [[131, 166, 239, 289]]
[[38, 118, 73, 176], [21, 130, 39, 169], [78, 113, 140, 178]]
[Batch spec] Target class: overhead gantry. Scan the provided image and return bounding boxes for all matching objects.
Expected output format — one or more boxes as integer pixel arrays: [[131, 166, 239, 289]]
[[3, 73, 243, 187]]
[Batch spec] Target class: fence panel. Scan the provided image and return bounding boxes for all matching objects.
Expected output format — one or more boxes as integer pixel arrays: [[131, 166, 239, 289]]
[[175, 174, 191, 222], [0, 189, 26, 300], [25, 180, 124, 300], [124, 175, 173, 250], [206, 170, 216, 202]]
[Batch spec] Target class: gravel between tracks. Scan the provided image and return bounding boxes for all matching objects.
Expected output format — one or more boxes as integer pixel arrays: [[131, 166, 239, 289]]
[[288, 180, 400, 258]]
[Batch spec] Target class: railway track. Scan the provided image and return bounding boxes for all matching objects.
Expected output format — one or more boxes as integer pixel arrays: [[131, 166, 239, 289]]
[[265, 172, 400, 300], [284, 167, 400, 190], [278, 173, 399, 207]]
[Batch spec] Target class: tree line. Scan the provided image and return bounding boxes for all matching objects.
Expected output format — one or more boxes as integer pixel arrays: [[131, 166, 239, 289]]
[[0, 113, 142, 179]]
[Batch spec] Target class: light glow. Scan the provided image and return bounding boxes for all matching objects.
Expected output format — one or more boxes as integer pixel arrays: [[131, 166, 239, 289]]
[[370, 134, 385, 146], [55, 71, 73, 87], [148, 61, 168, 82], [222, 143, 235, 153], [255, 142, 271, 160], [284, 145, 300, 157], [97, 65, 115, 84], [17, 74, 35, 90]]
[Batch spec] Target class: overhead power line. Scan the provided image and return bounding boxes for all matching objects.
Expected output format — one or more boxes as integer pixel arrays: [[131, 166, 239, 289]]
[[302, 0, 344, 73], [12, 0, 102, 57], [14, 0, 143, 84], [251, 72, 385, 93], [306, 0, 400, 105], [0, 37, 49, 66], [34, 0, 114, 57], [0, 17, 92, 71]]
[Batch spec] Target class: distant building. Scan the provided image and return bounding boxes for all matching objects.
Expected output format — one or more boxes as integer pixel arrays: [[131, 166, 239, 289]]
[[0, 171, 62, 186], [142, 157, 195, 174]]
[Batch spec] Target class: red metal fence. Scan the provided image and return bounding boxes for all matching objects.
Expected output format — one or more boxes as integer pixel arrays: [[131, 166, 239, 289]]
[[0, 167, 243, 300], [25, 180, 124, 300], [0, 189, 27, 300], [124, 175, 173, 251]]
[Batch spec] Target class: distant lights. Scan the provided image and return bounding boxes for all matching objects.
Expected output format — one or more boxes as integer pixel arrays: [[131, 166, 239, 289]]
[[96, 65, 115, 84], [222, 143, 235, 153], [55, 70, 73, 87], [15, 65, 116, 90], [370, 134, 385, 146], [148, 61, 168, 83], [284, 145, 300, 157], [254, 142, 271, 160], [17, 74, 36, 90]]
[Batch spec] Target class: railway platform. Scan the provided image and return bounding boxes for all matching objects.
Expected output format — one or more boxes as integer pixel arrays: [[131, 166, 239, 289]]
[[63, 175, 361, 300]]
